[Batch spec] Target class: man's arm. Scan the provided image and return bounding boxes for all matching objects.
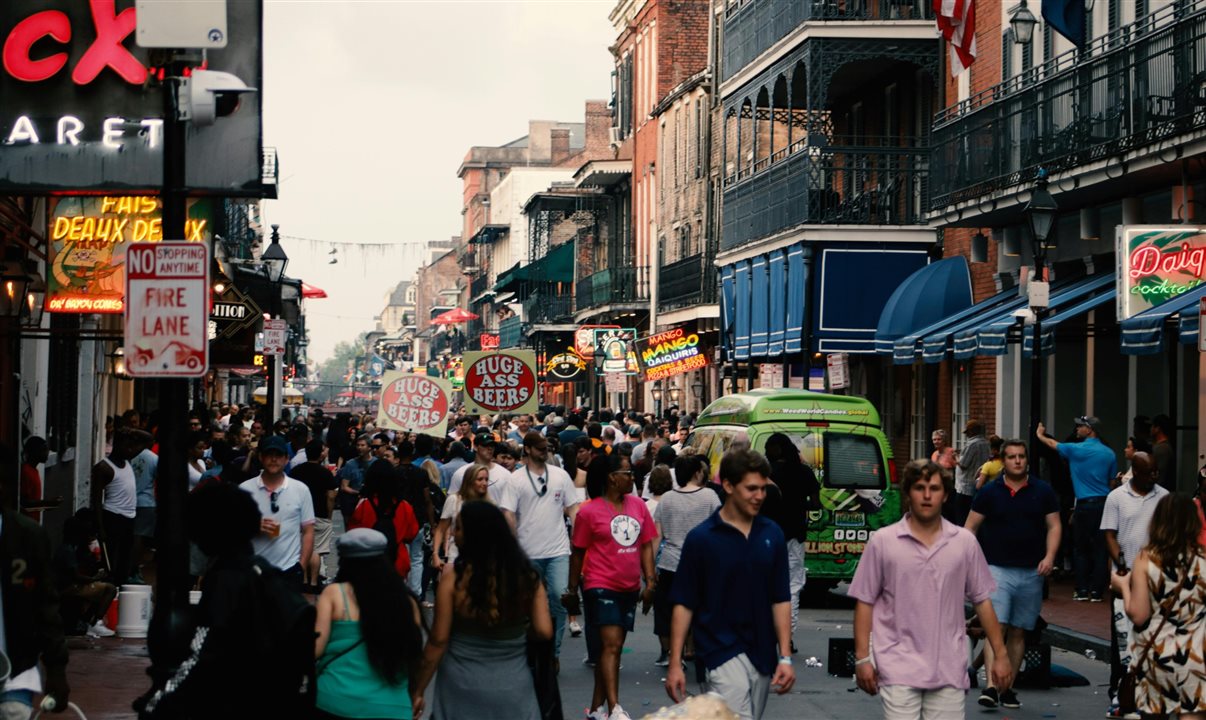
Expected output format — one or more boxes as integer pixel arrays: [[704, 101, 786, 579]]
[[973, 598, 1014, 691], [1035, 422, 1059, 451], [299, 523, 314, 568], [664, 604, 694, 703], [1039, 511, 1061, 575], [90, 462, 113, 538], [853, 600, 878, 695], [964, 509, 985, 534], [1104, 529, 1122, 568], [566, 546, 586, 595], [769, 600, 796, 694]]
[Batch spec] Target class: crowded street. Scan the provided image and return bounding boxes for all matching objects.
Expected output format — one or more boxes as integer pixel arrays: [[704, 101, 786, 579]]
[[3, 1, 1206, 720]]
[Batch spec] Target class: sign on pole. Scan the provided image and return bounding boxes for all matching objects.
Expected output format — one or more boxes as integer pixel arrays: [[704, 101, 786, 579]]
[[263, 318, 286, 356], [758, 363, 783, 389], [827, 352, 849, 390], [376, 371, 454, 438], [461, 350, 539, 416], [605, 371, 628, 393], [124, 242, 209, 377]]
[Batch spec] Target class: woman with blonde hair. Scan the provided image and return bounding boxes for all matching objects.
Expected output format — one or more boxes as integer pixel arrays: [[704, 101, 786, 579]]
[[431, 463, 491, 572], [1111, 493, 1206, 719]]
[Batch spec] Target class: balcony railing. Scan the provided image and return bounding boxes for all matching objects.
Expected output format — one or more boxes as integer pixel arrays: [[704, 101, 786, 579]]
[[931, 0, 1206, 209], [523, 292, 574, 324], [469, 273, 491, 300], [659, 254, 718, 310], [498, 315, 523, 348], [575, 267, 651, 311], [722, 0, 934, 80], [721, 144, 929, 250]]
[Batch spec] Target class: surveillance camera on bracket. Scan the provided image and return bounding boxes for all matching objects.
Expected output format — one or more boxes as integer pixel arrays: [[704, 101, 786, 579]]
[[182, 70, 257, 126]]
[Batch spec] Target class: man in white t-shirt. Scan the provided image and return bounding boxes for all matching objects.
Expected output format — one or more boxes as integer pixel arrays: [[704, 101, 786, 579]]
[[447, 435, 511, 503], [501, 431, 580, 660]]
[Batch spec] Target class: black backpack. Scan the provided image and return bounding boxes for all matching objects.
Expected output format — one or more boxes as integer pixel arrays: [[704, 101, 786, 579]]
[[369, 497, 399, 563], [251, 559, 317, 712]]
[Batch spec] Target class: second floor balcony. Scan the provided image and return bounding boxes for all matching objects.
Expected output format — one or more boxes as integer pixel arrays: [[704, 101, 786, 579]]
[[575, 267, 650, 312], [659, 253, 717, 311], [930, 0, 1206, 210], [523, 292, 573, 325], [469, 273, 492, 302], [722, 143, 929, 250]]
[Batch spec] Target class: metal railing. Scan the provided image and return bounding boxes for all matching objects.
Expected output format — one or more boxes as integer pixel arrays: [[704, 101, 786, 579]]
[[575, 267, 651, 310], [659, 254, 717, 310], [469, 273, 491, 300], [931, 0, 1206, 209], [523, 292, 574, 324], [722, 0, 934, 80], [722, 144, 929, 250], [498, 316, 523, 348]]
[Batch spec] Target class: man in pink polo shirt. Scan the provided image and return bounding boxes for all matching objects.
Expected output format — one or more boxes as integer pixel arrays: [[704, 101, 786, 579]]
[[850, 459, 1012, 719]]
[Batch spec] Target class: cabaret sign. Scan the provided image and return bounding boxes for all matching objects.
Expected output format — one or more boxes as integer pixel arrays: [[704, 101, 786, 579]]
[[636, 327, 708, 382], [461, 350, 538, 415], [376, 371, 453, 438], [1116, 225, 1206, 320]]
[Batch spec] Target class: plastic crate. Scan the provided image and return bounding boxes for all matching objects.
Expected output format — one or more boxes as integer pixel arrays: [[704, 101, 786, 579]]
[[828, 637, 857, 677], [1015, 642, 1051, 689]]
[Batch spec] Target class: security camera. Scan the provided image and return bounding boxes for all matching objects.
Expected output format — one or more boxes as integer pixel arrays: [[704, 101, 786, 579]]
[[183, 70, 257, 126]]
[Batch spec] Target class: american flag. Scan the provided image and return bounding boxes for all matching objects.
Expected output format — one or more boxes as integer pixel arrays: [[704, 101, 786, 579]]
[[935, 0, 977, 75]]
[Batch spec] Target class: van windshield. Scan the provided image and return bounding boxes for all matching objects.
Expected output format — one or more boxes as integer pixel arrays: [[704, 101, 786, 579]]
[[756, 425, 885, 490]]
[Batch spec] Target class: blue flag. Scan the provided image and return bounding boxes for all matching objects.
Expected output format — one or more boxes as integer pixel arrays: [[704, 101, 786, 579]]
[[1043, 0, 1085, 47]]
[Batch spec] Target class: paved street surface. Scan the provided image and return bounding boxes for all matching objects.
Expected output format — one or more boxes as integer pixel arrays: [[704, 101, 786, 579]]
[[68, 598, 1110, 719]]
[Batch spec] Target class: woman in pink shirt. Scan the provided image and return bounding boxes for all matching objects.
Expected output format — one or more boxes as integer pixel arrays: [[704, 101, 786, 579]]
[[565, 454, 657, 720], [931, 430, 957, 471]]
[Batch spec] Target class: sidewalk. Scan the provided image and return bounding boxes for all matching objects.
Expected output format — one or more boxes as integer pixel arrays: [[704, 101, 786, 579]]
[[1040, 575, 1112, 658], [62, 635, 148, 720]]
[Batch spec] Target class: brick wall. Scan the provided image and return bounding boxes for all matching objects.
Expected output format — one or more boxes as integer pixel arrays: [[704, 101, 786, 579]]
[[657, 86, 710, 263], [658, 0, 710, 99]]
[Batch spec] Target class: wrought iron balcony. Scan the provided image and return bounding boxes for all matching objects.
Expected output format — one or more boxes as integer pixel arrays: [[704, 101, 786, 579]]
[[523, 292, 573, 324], [659, 254, 717, 311], [498, 315, 523, 348], [930, 0, 1206, 209], [722, 0, 934, 80], [575, 267, 650, 311], [469, 273, 492, 300], [721, 143, 929, 250]]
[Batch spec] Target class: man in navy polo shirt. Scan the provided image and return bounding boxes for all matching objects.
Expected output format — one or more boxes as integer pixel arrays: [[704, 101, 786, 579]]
[[664, 449, 794, 720], [965, 439, 1060, 710], [1037, 415, 1116, 601]]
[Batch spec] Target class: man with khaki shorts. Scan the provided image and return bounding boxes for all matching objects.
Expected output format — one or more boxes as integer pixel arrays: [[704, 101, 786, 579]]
[[289, 439, 338, 593]]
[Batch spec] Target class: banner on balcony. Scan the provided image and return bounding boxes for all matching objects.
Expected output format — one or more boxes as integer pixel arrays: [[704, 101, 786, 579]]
[[377, 372, 453, 438], [593, 327, 639, 375], [461, 350, 539, 415], [544, 349, 587, 382], [1116, 225, 1206, 320], [636, 327, 709, 382]]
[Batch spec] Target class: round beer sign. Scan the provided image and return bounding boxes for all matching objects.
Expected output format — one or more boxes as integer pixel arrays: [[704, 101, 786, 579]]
[[463, 352, 537, 413], [379, 375, 450, 434]]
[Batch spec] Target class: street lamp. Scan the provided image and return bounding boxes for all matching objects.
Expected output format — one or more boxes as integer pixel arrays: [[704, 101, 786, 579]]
[[23, 273, 46, 328], [262, 224, 289, 283], [669, 385, 681, 404], [263, 225, 289, 422], [1023, 171, 1058, 459], [593, 345, 606, 411], [0, 261, 30, 318], [691, 375, 705, 401], [651, 380, 663, 418], [1011, 0, 1038, 44]]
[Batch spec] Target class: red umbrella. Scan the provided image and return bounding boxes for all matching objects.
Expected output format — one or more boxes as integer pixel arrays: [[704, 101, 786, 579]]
[[431, 308, 479, 325], [302, 282, 328, 299]]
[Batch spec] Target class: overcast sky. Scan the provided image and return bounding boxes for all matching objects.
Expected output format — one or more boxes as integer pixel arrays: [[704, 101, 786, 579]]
[[262, 1, 616, 365]]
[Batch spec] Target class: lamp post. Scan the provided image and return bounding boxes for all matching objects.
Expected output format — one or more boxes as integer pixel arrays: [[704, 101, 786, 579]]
[[262, 225, 288, 423], [593, 345, 606, 413], [691, 374, 705, 409], [651, 380, 664, 419], [1023, 172, 1058, 461], [1010, 0, 1038, 44]]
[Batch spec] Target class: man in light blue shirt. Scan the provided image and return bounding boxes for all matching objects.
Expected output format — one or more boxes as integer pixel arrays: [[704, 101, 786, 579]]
[[239, 436, 314, 591], [1037, 415, 1116, 601]]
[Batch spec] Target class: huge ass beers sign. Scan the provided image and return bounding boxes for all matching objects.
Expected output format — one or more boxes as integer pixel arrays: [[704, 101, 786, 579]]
[[0, 0, 263, 192], [461, 350, 538, 416], [376, 371, 454, 438]]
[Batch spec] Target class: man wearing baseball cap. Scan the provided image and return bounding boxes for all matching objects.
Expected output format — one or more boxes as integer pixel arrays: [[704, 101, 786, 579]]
[[447, 432, 512, 503], [1036, 415, 1115, 601], [239, 435, 315, 592]]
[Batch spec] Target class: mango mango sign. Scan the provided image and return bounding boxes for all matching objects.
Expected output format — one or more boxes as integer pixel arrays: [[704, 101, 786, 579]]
[[461, 350, 538, 415], [376, 372, 453, 437], [636, 327, 708, 381]]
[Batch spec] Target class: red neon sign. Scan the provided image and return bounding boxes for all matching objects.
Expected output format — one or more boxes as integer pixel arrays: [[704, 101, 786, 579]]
[[2, 0, 146, 85]]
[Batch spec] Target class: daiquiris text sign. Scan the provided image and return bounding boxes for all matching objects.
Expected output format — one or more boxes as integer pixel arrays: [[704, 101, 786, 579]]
[[636, 327, 708, 381], [1116, 225, 1206, 320]]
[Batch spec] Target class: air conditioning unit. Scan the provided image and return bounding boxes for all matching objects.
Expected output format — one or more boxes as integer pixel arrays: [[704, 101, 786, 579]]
[[609, 127, 624, 146]]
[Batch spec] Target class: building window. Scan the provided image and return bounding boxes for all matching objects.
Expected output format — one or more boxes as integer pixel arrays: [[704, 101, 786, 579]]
[[910, 369, 927, 460], [695, 98, 705, 179], [952, 363, 971, 452]]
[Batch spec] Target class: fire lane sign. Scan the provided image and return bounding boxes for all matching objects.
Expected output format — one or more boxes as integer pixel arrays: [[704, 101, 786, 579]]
[[124, 242, 209, 377]]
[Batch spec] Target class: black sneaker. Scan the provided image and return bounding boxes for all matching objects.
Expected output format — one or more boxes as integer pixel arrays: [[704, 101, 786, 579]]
[[1000, 689, 1021, 708], [978, 687, 1000, 708], [1073, 590, 1091, 601], [791, 641, 798, 654], [1090, 592, 1104, 603], [654, 651, 670, 667]]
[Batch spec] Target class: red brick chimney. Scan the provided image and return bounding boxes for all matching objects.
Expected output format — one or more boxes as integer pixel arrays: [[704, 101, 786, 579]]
[[550, 128, 571, 165]]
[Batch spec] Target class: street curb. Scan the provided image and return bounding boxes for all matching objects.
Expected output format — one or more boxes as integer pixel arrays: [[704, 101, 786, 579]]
[[1042, 624, 1110, 661]]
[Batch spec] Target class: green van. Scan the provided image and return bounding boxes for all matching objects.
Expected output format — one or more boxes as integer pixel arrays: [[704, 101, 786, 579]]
[[686, 389, 900, 585]]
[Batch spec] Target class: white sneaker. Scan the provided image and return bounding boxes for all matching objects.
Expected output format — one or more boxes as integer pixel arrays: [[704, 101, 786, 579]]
[[609, 705, 632, 720], [569, 620, 583, 637], [586, 706, 608, 720], [88, 620, 115, 638]]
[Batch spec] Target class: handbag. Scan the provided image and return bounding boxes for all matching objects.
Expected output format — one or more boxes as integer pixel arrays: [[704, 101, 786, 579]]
[[1118, 568, 1191, 715]]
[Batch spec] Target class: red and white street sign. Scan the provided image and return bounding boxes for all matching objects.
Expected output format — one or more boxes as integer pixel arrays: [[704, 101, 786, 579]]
[[124, 242, 209, 377], [263, 318, 287, 356]]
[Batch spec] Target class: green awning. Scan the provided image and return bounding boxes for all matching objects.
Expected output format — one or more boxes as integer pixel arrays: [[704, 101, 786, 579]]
[[493, 263, 530, 293], [529, 242, 574, 283]]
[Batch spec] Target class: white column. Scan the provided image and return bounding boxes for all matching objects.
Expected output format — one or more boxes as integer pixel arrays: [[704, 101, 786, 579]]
[[74, 318, 98, 512]]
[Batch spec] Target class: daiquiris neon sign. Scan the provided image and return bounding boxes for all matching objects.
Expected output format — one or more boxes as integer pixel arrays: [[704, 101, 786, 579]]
[[1117, 226, 1206, 321]]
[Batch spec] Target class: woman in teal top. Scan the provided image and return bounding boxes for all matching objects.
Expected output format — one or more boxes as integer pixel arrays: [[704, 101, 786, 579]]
[[315, 528, 424, 720]]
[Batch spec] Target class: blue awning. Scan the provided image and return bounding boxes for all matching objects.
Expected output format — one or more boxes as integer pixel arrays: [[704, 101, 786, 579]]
[[1021, 283, 1117, 356], [767, 250, 786, 357], [954, 273, 1115, 359], [785, 245, 805, 354], [874, 256, 973, 355], [817, 247, 931, 353], [721, 265, 736, 353], [893, 288, 1021, 365], [734, 260, 751, 360], [1121, 283, 1206, 355], [750, 255, 769, 357]]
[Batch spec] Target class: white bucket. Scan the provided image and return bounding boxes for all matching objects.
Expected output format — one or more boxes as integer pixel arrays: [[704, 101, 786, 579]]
[[120, 583, 153, 596], [189, 590, 202, 605], [115, 590, 153, 638]]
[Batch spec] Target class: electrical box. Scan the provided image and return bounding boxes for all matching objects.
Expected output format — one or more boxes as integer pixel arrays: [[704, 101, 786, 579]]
[[136, 0, 228, 49]]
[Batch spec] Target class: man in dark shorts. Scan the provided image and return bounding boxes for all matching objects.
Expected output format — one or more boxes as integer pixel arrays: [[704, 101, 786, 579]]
[[289, 439, 338, 593]]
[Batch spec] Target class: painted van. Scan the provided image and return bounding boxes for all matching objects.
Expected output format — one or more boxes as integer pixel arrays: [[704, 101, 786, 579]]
[[687, 389, 899, 583]]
